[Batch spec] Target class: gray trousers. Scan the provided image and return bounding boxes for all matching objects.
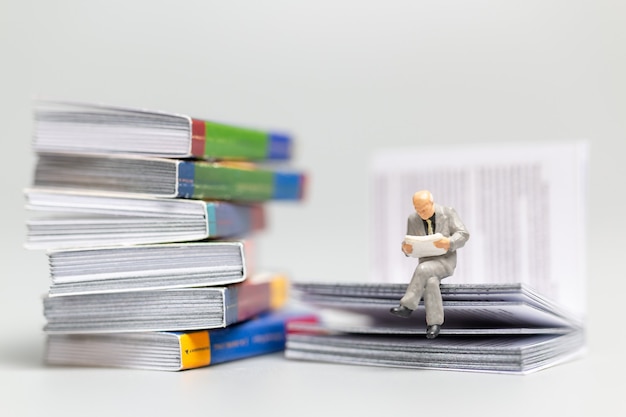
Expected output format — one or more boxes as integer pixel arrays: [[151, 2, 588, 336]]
[[400, 260, 453, 325]]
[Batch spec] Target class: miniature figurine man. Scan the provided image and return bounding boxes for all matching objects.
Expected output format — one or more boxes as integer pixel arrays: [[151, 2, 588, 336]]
[[390, 190, 470, 339]]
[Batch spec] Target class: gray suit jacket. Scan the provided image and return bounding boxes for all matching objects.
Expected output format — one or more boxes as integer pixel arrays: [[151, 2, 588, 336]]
[[406, 203, 470, 273]]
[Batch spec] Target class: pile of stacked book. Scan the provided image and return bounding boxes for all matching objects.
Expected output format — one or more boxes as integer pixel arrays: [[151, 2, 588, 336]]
[[25, 100, 316, 371], [285, 281, 585, 374]]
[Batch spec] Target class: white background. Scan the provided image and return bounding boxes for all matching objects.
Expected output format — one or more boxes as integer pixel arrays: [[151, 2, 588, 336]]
[[1, 1, 625, 416]]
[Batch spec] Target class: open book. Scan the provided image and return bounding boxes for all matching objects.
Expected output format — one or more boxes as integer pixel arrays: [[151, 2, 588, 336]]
[[290, 282, 582, 333]]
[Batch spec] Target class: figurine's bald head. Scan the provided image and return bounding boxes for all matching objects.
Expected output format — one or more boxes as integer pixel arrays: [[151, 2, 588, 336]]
[[413, 190, 435, 220]]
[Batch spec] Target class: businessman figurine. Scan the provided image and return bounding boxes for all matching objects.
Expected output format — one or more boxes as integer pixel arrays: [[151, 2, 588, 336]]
[[389, 190, 470, 339]]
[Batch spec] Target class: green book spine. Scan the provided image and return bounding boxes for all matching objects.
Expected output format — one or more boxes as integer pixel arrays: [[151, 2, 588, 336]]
[[191, 119, 292, 161], [178, 161, 305, 202]]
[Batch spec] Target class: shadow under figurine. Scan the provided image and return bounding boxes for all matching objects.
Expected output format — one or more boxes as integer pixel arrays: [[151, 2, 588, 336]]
[[389, 190, 470, 339]]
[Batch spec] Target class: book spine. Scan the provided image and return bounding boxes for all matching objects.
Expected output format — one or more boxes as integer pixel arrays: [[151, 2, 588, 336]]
[[273, 171, 307, 200], [178, 331, 212, 370], [191, 119, 291, 161], [205, 315, 287, 366], [205, 202, 265, 238], [223, 275, 289, 326], [177, 161, 195, 198], [269, 274, 289, 310], [177, 161, 305, 202], [179, 311, 318, 369]]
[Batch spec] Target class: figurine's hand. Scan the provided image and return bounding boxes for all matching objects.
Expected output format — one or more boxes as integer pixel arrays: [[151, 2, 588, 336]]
[[433, 237, 450, 251], [402, 242, 413, 255]]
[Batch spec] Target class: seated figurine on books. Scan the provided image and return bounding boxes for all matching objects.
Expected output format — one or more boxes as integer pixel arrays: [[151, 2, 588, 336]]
[[389, 190, 470, 339]]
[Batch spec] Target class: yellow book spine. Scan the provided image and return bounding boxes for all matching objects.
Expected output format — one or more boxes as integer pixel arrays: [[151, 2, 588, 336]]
[[269, 275, 289, 310], [179, 331, 211, 370]]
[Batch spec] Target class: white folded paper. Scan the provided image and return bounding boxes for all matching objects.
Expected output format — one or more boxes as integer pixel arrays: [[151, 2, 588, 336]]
[[403, 233, 447, 257]]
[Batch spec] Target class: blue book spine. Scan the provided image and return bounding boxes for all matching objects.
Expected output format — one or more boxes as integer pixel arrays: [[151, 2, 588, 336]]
[[206, 311, 316, 365], [177, 161, 195, 198], [208, 314, 285, 364], [205, 202, 264, 238]]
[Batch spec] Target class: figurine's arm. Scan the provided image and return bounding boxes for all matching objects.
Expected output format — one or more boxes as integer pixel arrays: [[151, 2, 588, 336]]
[[402, 215, 419, 255], [436, 208, 469, 251]]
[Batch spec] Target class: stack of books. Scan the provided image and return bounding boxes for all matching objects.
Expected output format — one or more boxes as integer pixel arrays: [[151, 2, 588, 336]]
[[286, 281, 585, 374], [26, 100, 316, 371]]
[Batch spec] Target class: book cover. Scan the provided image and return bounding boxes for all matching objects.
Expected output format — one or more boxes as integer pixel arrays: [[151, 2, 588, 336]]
[[34, 153, 307, 202], [33, 99, 292, 161], [25, 188, 265, 250], [45, 310, 319, 371], [47, 241, 253, 296], [43, 273, 291, 333]]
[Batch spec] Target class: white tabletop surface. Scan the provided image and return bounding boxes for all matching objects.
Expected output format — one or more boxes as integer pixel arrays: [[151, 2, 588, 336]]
[[0, 330, 621, 417]]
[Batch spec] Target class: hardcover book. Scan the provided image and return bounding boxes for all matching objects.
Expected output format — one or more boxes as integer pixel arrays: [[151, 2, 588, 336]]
[[46, 241, 253, 296], [45, 310, 318, 371], [33, 100, 293, 161], [34, 153, 306, 202], [43, 273, 290, 333], [25, 188, 264, 250]]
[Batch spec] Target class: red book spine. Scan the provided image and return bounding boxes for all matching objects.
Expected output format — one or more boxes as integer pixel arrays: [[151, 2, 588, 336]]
[[191, 119, 206, 157]]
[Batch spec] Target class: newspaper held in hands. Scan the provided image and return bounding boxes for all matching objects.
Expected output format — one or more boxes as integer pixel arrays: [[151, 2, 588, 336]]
[[403, 233, 447, 257]]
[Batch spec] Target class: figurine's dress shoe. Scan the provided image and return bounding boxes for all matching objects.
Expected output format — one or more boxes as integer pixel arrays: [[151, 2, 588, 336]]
[[389, 305, 413, 318], [426, 324, 441, 339]]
